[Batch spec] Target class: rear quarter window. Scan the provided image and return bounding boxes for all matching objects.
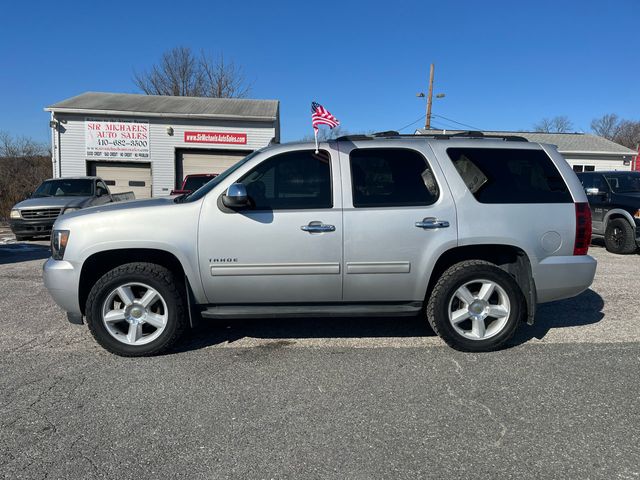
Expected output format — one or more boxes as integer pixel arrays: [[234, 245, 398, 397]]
[[447, 148, 572, 204]]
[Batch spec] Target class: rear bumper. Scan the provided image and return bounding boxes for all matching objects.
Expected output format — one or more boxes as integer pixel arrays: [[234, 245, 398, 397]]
[[9, 218, 55, 237], [43, 258, 82, 317], [534, 255, 597, 303]]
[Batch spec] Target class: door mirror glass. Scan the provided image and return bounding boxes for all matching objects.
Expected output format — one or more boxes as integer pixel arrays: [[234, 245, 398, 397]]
[[222, 183, 251, 209]]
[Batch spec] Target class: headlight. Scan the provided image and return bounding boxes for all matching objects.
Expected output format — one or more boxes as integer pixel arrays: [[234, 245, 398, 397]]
[[10, 209, 21, 219], [62, 207, 80, 215], [51, 230, 70, 260]]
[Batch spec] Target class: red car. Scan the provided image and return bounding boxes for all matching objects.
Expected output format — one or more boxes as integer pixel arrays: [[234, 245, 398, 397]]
[[170, 174, 217, 195]]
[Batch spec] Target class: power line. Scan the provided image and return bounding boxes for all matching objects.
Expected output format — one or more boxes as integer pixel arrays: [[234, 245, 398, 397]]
[[397, 115, 426, 132], [431, 114, 481, 131]]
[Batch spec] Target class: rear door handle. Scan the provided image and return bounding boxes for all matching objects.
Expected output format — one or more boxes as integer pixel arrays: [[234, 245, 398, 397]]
[[415, 217, 450, 229], [301, 221, 336, 233]]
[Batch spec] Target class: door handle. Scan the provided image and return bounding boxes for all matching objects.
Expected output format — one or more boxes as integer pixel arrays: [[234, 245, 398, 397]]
[[415, 217, 450, 229], [301, 221, 336, 233]]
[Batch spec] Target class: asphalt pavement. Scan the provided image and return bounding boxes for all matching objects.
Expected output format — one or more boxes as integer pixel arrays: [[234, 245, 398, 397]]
[[0, 227, 638, 479]]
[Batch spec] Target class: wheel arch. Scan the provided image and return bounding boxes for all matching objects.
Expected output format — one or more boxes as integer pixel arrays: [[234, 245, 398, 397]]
[[79, 248, 194, 316], [426, 244, 536, 324], [604, 209, 636, 229]]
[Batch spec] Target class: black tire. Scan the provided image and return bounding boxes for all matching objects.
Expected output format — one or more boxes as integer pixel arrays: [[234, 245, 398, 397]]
[[85, 262, 187, 357], [426, 260, 524, 352], [604, 218, 637, 254]]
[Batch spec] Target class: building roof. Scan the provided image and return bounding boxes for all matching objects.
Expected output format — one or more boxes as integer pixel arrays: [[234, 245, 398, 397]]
[[414, 129, 637, 155], [46, 92, 279, 121]]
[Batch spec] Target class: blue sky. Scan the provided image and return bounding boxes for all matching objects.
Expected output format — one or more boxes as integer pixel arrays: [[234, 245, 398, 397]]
[[1, 0, 638, 144]]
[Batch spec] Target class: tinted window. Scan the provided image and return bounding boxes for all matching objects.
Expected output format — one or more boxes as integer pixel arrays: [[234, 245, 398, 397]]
[[350, 148, 439, 208], [447, 148, 572, 204], [96, 181, 109, 196], [577, 173, 609, 192], [184, 176, 213, 191], [604, 172, 640, 193], [32, 179, 94, 197], [240, 150, 332, 210]]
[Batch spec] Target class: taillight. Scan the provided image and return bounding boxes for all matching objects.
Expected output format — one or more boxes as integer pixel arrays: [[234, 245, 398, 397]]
[[574, 202, 592, 255]]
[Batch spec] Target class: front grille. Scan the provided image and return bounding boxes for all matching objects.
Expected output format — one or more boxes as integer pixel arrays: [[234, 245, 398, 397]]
[[20, 208, 62, 220]]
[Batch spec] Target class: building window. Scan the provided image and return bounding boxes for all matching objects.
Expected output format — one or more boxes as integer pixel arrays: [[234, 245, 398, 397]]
[[129, 181, 146, 187]]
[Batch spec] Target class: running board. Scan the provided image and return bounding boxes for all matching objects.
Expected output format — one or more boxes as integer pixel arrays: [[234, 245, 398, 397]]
[[200, 302, 423, 319]]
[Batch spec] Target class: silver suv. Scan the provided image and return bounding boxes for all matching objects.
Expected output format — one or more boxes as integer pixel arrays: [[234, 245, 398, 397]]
[[43, 132, 597, 356]]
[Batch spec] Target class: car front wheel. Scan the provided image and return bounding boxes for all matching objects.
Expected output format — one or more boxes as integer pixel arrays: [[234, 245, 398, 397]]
[[427, 260, 524, 352], [85, 262, 187, 357]]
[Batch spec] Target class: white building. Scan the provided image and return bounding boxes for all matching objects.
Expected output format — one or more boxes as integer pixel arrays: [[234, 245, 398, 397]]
[[415, 129, 637, 173], [46, 92, 280, 198]]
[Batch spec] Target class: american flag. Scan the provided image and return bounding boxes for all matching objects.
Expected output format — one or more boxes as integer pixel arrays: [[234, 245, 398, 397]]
[[311, 102, 340, 131]]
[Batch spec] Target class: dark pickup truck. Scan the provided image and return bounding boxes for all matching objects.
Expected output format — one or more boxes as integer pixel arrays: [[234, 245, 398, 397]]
[[577, 170, 640, 254], [9, 176, 135, 240]]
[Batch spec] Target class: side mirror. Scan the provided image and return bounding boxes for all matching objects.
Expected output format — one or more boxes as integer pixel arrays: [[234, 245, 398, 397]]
[[222, 183, 251, 209], [585, 187, 600, 196]]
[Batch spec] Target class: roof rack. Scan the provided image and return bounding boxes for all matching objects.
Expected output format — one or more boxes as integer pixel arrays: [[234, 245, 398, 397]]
[[337, 130, 529, 142]]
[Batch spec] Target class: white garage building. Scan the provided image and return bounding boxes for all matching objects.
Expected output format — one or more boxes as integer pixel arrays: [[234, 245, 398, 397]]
[[46, 92, 280, 198], [415, 129, 637, 172]]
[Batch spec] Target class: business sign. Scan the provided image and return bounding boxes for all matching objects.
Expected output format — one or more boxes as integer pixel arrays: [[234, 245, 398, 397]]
[[85, 118, 150, 159], [184, 131, 247, 145]]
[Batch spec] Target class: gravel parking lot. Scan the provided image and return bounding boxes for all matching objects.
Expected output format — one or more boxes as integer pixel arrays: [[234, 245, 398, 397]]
[[0, 224, 638, 479]]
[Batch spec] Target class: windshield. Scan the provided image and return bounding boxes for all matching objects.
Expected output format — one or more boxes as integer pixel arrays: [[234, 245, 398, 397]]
[[184, 176, 215, 191], [32, 179, 94, 197], [181, 150, 262, 202], [604, 173, 640, 193]]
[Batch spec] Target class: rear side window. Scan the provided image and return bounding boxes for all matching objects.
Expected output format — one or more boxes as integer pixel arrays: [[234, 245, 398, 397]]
[[447, 148, 572, 204], [350, 148, 439, 208]]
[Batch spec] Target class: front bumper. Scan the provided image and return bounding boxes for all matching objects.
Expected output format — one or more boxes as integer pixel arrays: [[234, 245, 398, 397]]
[[9, 218, 56, 237], [534, 255, 597, 303], [43, 258, 82, 317]]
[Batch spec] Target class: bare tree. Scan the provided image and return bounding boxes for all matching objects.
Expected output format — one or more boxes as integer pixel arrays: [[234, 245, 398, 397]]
[[533, 116, 573, 133], [133, 46, 250, 98], [0, 131, 51, 220], [200, 53, 250, 99], [613, 120, 640, 150], [301, 126, 350, 142], [590, 114, 621, 140]]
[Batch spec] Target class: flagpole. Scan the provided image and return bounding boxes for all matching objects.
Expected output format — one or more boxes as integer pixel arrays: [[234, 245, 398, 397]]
[[314, 128, 319, 154]]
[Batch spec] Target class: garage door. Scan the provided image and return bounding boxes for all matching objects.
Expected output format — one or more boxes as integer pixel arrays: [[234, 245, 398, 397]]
[[94, 163, 152, 199], [177, 151, 249, 187]]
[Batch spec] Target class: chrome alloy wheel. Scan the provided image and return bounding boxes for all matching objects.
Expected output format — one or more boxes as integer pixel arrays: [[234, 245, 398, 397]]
[[447, 279, 511, 340], [101, 282, 169, 346]]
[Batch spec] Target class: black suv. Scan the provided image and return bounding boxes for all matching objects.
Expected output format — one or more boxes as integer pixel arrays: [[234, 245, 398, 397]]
[[576, 171, 640, 254]]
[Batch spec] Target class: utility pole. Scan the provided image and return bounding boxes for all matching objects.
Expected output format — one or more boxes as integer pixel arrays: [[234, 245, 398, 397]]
[[425, 63, 435, 130]]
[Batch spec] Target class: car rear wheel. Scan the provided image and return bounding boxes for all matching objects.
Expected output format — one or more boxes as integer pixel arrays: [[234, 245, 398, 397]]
[[85, 262, 187, 357], [604, 218, 637, 254], [426, 260, 524, 352]]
